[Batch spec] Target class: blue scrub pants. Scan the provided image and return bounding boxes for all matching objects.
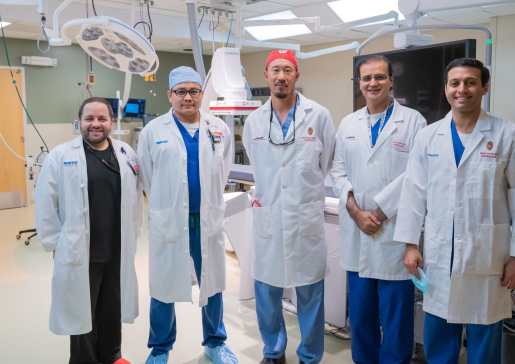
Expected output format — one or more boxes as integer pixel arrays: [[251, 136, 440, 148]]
[[148, 213, 227, 356], [424, 313, 503, 364], [254, 279, 325, 364], [347, 271, 415, 364]]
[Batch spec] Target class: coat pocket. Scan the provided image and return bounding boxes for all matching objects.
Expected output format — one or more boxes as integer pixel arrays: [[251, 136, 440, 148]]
[[476, 223, 511, 275], [299, 200, 324, 237], [206, 203, 227, 237], [149, 208, 184, 243], [252, 206, 272, 239], [57, 226, 87, 266], [296, 141, 322, 171], [211, 144, 224, 170], [467, 161, 503, 200]]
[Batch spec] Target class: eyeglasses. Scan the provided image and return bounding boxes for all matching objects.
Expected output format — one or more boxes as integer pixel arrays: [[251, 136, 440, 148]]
[[359, 74, 389, 83], [269, 97, 298, 146], [171, 89, 202, 97]]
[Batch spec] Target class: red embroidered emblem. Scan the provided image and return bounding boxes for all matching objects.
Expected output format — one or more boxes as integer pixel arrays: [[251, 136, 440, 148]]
[[308, 127, 313, 135], [487, 141, 493, 150]]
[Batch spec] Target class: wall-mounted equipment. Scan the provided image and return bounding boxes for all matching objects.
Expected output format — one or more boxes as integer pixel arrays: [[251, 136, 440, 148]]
[[21, 56, 57, 67]]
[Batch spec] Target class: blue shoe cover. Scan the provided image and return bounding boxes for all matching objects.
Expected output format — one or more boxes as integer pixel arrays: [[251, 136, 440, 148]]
[[145, 353, 169, 364], [205, 343, 238, 364]]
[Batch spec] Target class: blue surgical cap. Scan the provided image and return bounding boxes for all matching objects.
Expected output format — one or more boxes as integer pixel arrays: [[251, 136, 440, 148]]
[[169, 66, 202, 90]]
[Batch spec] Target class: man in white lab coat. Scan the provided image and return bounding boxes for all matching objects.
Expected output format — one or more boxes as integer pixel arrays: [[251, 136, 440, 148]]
[[331, 55, 426, 364], [137, 67, 236, 364], [394, 58, 515, 364], [35, 97, 143, 364], [242, 50, 335, 364]]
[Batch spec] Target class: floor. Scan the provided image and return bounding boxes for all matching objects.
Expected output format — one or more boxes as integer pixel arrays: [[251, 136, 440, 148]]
[[0, 202, 466, 364]]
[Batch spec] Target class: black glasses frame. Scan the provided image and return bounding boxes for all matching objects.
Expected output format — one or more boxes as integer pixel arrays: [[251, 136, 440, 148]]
[[268, 97, 298, 146], [170, 89, 202, 97]]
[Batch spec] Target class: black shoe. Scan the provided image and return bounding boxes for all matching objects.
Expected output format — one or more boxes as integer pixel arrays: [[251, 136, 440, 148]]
[[259, 354, 286, 364], [299, 361, 306, 364]]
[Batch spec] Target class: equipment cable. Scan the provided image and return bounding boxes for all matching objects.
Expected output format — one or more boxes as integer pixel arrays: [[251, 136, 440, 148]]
[[37, 16, 51, 53], [91, 0, 98, 16], [0, 12, 48, 152], [225, 16, 233, 47]]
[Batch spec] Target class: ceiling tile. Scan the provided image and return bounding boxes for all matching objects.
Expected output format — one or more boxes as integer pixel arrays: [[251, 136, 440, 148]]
[[293, 3, 341, 26], [428, 8, 493, 24], [242, 2, 292, 14], [270, 0, 328, 6], [480, 3, 515, 16]]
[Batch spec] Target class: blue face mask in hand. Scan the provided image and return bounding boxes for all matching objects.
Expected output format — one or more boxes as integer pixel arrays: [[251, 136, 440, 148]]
[[411, 268, 436, 301]]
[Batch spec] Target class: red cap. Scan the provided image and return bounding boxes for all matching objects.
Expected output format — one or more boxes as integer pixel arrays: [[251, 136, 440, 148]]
[[266, 50, 298, 72]]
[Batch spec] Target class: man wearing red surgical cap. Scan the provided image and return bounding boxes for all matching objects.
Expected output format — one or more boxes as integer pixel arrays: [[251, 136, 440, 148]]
[[243, 50, 336, 364]]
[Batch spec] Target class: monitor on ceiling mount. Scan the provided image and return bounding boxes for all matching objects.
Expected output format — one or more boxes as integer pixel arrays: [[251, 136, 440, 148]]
[[353, 39, 477, 125], [123, 99, 146, 118]]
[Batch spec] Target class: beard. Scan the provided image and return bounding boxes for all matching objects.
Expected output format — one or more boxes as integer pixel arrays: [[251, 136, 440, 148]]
[[273, 91, 289, 99], [81, 126, 111, 145]]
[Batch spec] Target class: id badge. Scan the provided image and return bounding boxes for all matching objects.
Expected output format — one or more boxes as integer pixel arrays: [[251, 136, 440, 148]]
[[207, 124, 223, 143], [126, 157, 139, 175]]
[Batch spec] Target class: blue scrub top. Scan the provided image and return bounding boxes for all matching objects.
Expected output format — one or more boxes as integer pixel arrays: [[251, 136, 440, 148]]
[[451, 119, 466, 167], [274, 99, 300, 140], [174, 113, 201, 213], [450, 119, 466, 276], [370, 105, 394, 147]]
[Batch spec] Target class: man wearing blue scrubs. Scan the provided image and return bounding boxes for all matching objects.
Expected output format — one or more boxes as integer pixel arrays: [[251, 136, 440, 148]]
[[332, 55, 426, 364], [243, 50, 336, 364], [138, 67, 236, 364], [396, 59, 515, 363]]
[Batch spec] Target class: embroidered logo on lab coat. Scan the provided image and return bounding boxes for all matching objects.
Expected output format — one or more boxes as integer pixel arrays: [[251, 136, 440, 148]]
[[63, 161, 78, 166], [346, 136, 356, 140], [254, 137, 266, 141], [487, 141, 493, 150], [308, 127, 313, 135]]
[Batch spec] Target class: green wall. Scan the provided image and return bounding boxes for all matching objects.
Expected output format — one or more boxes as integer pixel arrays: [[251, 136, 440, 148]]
[[0, 37, 212, 124]]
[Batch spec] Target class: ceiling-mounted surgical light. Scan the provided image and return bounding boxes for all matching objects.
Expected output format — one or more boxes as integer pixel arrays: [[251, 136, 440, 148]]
[[73, 17, 158, 76], [56, 16, 159, 106]]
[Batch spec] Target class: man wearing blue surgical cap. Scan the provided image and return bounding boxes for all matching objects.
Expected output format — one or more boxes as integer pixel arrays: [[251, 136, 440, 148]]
[[138, 66, 236, 364]]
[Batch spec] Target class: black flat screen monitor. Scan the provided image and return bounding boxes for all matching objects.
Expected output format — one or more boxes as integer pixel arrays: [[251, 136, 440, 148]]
[[123, 99, 146, 118], [103, 98, 119, 118], [353, 39, 476, 124]]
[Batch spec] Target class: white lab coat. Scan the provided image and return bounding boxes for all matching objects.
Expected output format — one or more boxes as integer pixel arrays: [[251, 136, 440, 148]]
[[137, 108, 232, 307], [242, 92, 335, 288], [394, 110, 515, 324], [35, 136, 143, 335], [331, 100, 426, 280]]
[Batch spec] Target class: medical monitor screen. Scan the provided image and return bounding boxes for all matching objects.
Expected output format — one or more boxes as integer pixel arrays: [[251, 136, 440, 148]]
[[353, 39, 476, 125], [123, 99, 146, 118], [103, 98, 119, 119]]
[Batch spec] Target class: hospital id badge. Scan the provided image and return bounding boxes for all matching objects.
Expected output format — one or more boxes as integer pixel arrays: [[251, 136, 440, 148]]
[[207, 124, 223, 143], [126, 157, 139, 175]]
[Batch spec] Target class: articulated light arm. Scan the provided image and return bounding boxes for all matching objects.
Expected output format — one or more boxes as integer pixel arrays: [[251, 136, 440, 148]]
[[236, 10, 400, 60]]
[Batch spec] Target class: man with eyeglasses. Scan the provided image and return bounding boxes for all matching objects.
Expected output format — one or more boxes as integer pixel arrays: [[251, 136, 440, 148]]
[[331, 55, 426, 364], [242, 50, 335, 364], [138, 66, 237, 364]]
